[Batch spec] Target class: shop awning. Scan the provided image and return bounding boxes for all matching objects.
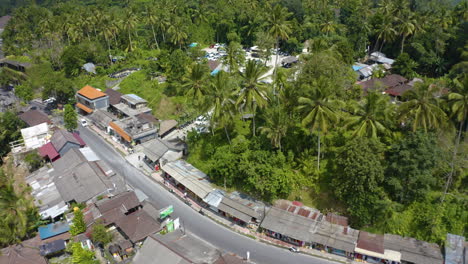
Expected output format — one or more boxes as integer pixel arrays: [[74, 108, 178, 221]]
[[76, 102, 93, 113], [109, 121, 132, 142]]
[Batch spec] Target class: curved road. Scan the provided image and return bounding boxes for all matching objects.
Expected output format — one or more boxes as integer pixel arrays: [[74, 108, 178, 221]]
[[78, 126, 336, 264]]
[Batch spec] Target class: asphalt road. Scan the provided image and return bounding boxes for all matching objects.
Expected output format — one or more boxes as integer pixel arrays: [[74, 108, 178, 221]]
[[78, 126, 337, 264]]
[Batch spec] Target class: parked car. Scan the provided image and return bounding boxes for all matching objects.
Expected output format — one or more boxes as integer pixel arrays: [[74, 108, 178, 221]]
[[81, 119, 88, 127], [289, 247, 300, 253]]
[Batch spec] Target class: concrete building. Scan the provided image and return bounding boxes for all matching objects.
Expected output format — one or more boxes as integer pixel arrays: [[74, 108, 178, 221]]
[[75, 85, 109, 114]]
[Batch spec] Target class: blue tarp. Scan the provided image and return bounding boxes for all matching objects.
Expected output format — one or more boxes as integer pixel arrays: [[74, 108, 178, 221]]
[[38, 221, 70, 240], [189, 43, 198, 48], [210, 69, 220, 76], [352, 65, 364, 71]]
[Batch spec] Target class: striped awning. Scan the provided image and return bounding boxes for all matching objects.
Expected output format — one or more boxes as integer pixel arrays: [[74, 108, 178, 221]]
[[109, 121, 132, 142], [76, 102, 93, 113]]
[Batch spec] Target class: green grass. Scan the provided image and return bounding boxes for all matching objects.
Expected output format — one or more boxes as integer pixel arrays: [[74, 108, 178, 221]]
[[5, 55, 32, 63]]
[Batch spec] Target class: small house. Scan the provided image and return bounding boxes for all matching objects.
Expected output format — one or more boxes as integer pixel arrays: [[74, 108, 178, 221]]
[[113, 94, 152, 117]]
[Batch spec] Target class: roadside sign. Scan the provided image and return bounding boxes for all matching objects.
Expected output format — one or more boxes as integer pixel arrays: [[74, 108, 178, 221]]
[[159, 205, 174, 219], [173, 218, 180, 230], [167, 220, 174, 232]]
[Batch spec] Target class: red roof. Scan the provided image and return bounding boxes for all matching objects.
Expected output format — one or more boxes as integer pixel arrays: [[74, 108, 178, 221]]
[[39, 142, 60, 161], [292, 201, 303, 206], [357, 231, 384, 254], [72, 133, 86, 147]]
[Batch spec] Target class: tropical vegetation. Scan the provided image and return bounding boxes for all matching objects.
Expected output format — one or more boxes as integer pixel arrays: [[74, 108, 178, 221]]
[[0, 0, 466, 246]]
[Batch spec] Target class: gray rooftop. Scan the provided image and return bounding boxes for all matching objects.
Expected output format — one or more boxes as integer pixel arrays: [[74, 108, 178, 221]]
[[25, 166, 68, 219], [134, 232, 221, 264], [385, 234, 443, 264], [50, 129, 80, 152], [159, 120, 178, 136], [260, 206, 323, 243], [162, 160, 214, 199], [113, 102, 152, 117], [54, 161, 109, 203], [114, 116, 157, 139], [89, 109, 115, 129], [142, 138, 183, 162], [52, 149, 125, 203], [312, 221, 359, 253], [121, 94, 147, 105]]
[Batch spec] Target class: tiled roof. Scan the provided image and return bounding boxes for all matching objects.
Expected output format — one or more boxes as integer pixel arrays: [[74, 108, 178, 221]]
[[76, 102, 93, 113], [105, 89, 122, 105], [50, 129, 81, 153], [19, 110, 51, 127], [116, 210, 161, 243], [357, 231, 384, 254], [109, 121, 132, 142], [38, 142, 60, 161], [77, 85, 107, 100]]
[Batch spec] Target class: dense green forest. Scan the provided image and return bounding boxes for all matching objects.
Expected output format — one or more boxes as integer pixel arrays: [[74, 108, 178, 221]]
[[0, 0, 467, 245]]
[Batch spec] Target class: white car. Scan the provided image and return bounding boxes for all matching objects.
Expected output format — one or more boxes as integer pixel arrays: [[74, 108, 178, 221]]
[[81, 119, 88, 127]]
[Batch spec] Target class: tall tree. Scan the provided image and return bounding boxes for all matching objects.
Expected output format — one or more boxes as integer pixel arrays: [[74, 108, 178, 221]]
[[398, 82, 448, 132], [297, 78, 341, 170], [265, 4, 291, 91], [223, 41, 245, 74], [206, 71, 235, 143], [345, 91, 394, 138], [69, 207, 86, 236], [145, 6, 160, 50], [376, 17, 397, 52], [331, 137, 385, 227], [237, 60, 269, 136], [386, 132, 441, 204], [397, 13, 416, 54], [64, 104, 78, 131], [123, 9, 139, 52], [259, 105, 289, 151], [183, 63, 209, 105], [443, 75, 468, 201]]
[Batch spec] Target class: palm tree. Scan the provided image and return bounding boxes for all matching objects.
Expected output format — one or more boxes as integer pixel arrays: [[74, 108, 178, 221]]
[[183, 63, 208, 104], [320, 20, 338, 36], [443, 75, 468, 201], [259, 105, 289, 151], [168, 21, 188, 49], [100, 16, 114, 63], [123, 9, 139, 52], [206, 71, 236, 143], [223, 41, 245, 74], [297, 79, 340, 170], [237, 60, 269, 136], [376, 17, 397, 52], [345, 92, 394, 138], [265, 4, 291, 92], [398, 14, 416, 54], [398, 82, 448, 132], [145, 6, 160, 50]]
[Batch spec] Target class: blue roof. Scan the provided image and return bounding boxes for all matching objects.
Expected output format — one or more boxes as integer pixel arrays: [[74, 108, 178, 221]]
[[38, 221, 70, 240], [211, 69, 220, 76], [128, 94, 143, 101], [445, 233, 466, 264], [352, 65, 364, 71]]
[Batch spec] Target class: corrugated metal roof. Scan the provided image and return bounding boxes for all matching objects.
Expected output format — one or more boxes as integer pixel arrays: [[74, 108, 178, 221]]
[[162, 160, 213, 199], [445, 234, 466, 264]]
